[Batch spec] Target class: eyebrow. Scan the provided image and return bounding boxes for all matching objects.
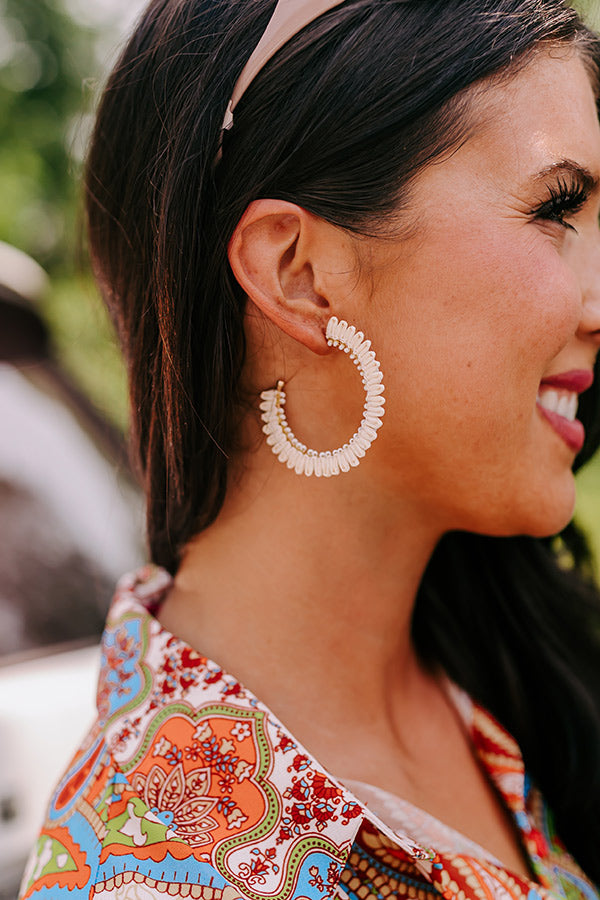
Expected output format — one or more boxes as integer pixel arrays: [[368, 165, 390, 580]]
[[531, 158, 599, 192]]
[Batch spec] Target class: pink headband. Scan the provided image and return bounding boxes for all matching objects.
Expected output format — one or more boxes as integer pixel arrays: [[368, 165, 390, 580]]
[[221, 0, 346, 136]]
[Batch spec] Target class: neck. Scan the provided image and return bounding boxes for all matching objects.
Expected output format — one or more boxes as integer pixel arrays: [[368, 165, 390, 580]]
[[160, 451, 445, 762]]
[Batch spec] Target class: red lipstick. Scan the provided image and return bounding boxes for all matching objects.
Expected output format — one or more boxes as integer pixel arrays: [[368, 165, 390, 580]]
[[536, 369, 593, 454], [539, 370, 594, 392], [536, 407, 584, 453]]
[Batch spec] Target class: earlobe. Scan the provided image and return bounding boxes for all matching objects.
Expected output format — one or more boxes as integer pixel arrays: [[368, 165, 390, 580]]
[[228, 199, 331, 355]]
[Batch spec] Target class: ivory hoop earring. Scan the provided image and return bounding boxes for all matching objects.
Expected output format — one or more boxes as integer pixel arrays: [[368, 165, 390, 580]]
[[259, 316, 385, 477]]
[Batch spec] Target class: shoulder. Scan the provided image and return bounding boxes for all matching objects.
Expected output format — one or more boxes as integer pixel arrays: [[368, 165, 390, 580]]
[[19, 566, 370, 899], [18, 717, 246, 899]]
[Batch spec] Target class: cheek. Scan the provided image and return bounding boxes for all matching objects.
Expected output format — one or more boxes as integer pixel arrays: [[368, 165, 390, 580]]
[[374, 228, 582, 454], [495, 238, 582, 358], [403, 228, 579, 375], [365, 209, 583, 535]]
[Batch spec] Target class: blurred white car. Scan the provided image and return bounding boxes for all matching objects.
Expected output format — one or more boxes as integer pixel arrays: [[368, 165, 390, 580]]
[[0, 245, 142, 898], [0, 642, 100, 897]]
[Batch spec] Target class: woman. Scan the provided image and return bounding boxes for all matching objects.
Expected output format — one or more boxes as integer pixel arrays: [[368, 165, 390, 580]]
[[19, 1, 600, 898]]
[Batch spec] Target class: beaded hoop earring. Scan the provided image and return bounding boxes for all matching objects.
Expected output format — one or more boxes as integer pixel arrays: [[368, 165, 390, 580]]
[[259, 316, 385, 477]]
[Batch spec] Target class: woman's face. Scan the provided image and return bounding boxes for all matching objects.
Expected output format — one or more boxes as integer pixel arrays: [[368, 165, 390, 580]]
[[361, 49, 600, 537]]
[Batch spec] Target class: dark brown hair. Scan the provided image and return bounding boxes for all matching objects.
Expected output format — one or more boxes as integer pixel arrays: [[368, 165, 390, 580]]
[[86, 0, 600, 881]]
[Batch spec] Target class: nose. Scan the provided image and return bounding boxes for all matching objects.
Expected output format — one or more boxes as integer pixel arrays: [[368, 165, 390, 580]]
[[577, 226, 600, 346]]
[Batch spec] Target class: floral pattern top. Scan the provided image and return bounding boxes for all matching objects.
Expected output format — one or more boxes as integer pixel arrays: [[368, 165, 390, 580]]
[[20, 565, 599, 900]]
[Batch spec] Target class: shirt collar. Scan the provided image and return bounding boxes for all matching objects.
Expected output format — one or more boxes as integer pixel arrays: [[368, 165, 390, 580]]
[[97, 565, 438, 900]]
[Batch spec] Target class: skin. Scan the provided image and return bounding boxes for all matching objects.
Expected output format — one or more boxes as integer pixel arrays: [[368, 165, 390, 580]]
[[158, 50, 600, 878]]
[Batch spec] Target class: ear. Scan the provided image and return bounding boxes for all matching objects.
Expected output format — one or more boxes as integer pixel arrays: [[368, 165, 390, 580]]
[[228, 199, 352, 356]]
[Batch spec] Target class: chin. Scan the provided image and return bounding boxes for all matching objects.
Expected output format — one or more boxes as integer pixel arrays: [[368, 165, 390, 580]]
[[467, 477, 577, 540], [508, 488, 576, 539]]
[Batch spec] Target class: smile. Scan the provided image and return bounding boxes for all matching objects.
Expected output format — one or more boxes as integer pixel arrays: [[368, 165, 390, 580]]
[[536, 388, 578, 422], [535, 370, 593, 454]]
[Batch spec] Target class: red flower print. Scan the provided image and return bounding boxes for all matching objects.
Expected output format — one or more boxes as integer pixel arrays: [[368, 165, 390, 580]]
[[327, 863, 339, 886], [277, 735, 295, 753], [341, 801, 362, 822], [290, 803, 312, 828], [312, 801, 337, 827], [276, 825, 292, 844], [160, 678, 176, 696], [180, 673, 198, 691], [181, 648, 204, 669], [290, 779, 310, 802], [162, 656, 176, 675], [311, 773, 341, 801], [291, 754, 310, 772]]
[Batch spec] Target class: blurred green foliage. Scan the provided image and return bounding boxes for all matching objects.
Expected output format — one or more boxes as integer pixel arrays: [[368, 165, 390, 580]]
[[576, 460, 600, 569], [577, 0, 600, 28], [0, 0, 97, 270], [45, 272, 129, 431], [0, 0, 129, 427]]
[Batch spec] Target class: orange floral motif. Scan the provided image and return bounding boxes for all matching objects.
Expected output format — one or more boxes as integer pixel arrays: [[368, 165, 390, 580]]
[[131, 762, 219, 847]]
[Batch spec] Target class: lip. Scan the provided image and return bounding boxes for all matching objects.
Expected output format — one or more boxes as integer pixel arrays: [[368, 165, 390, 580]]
[[539, 369, 594, 393], [536, 369, 593, 454], [536, 406, 585, 453]]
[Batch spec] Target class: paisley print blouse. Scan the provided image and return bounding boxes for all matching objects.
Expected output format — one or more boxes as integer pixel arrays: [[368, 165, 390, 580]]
[[19, 565, 599, 900]]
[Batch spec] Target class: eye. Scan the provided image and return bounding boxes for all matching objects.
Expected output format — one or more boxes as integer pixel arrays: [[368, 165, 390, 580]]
[[530, 176, 590, 233]]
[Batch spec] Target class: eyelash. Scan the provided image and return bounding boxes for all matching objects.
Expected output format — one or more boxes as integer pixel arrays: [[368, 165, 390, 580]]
[[531, 176, 590, 233]]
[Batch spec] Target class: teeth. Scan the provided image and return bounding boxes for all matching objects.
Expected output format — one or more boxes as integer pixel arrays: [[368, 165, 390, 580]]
[[537, 388, 578, 422]]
